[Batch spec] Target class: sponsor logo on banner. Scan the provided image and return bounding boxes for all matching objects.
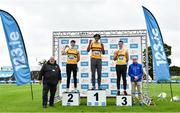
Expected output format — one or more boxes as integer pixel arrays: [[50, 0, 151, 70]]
[[60, 56, 67, 61], [81, 56, 89, 61], [110, 72, 117, 77], [130, 44, 138, 48], [101, 84, 109, 89], [109, 38, 119, 43], [81, 61, 89, 66], [100, 38, 108, 43], [102, 67, 109, 72], [129, 49, 139, 54], [101, 79, 109, 83], [81, 73, 89, 78], [81, 84, 89, 89], [102, 56, 109, 61], [75, 45, 79, 49], [61, 73, 67, 78], [110, 84, 117, 89], [81, 50, 88, 55], [81, 39, 88, 44], [102, 73, 109, 77], [62, 84, 67, 89], [104, 50, 108, 55], [130, 55, 138, 60], [80, 67, 89, 72], [110, 67, 116, 72], [120, 84, 129, 89], [109, 62, 116, 66], [120, 38, 128, 43], [129, 38, 139, 43], [110, 44, 118, 49], [80, 45, 88, 50], [109, 50, 115, 55], [71, 79, 79, 83], [111, 90, 117, 95], [81, 79, 90, 83], [102, 61, 108, 66], [111, 78, 117, 83], [110, 55, 114, 60], [61, 40, 69, 44]]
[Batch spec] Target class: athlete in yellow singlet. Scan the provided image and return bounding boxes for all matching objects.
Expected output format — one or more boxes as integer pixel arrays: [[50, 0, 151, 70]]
[[62, 40, 80, 92], [87, 34, 105, 90], [114, 40, 129, 95]]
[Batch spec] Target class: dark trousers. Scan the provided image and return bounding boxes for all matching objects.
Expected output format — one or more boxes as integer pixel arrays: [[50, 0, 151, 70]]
[[116, 65, 127, 90], [66, 64, 77, 88], [42, 83, 57, 106], [91, 58, 102, 89]]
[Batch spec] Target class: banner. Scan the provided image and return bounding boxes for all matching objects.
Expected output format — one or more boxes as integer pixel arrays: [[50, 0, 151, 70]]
[[59, 36, 142, 96], [142, 6, 170, 81], [0, 10, 31, 85]]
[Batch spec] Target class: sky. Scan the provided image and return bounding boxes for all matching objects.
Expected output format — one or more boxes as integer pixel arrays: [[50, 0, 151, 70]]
[[0, 0, 179, 67]]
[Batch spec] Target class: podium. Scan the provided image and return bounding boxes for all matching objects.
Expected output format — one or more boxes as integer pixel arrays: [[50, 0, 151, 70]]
[[116, 95, 132, 106], [62, 92, 80, 106], [87, 90, 106, 106]]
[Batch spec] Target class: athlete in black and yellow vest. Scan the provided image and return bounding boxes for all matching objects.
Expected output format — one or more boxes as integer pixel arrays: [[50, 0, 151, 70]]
[[62, 40, 80, 92], [114, 40, 129, 95], [87, 34, 105, 90]]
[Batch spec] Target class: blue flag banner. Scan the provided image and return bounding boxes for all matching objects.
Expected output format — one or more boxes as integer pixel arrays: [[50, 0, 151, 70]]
[[142, 6, 170, 82], [0, 10, 31, 85]]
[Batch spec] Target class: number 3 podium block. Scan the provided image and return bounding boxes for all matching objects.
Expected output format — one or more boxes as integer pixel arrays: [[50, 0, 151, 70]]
[[62, 92, 80, 106], [116, 95, 132, 106], [87, 90, 106, 106]]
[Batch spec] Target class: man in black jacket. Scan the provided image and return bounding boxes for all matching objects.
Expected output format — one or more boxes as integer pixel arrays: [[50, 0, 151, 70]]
[[38, 56, 61, 108]]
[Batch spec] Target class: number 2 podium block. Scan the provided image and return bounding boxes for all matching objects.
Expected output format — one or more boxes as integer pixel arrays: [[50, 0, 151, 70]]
[[116, 95, 132, 106], [62, 92, 80, 106], [87, 90, 106, 106]]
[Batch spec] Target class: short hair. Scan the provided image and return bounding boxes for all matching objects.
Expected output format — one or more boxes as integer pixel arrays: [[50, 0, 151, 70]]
[[93, 34, 101, 39], [119, 40, 123, 44], [71, 40, 76, 43]]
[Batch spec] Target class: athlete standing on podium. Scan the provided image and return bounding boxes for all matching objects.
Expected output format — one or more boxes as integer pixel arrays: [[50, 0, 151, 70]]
[[87, 34, 105, 90], [62, 40, 80, 92], [114, 40, 129, 95]]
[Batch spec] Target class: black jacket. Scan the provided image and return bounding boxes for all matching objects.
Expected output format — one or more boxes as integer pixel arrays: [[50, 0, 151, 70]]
[[38, 60, 61, 85]]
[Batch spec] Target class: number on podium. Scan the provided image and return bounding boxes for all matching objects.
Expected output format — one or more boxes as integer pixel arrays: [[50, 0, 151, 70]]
[[62, 92, 80, 106], [116, 95, 132, 106], [87, 90, 106, 106], [68, 94, 73, 102]]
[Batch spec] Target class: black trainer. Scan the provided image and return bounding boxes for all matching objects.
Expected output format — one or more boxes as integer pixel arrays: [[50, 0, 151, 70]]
[[124, 90, 128, 95], [117, 91, 120, 95], [49, 104, 54, 107]]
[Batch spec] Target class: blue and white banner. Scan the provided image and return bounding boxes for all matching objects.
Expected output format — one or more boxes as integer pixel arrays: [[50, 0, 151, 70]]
[[59, 36, 142, 96], [142, 6, 170, 81], [0, 10, 31, 85]]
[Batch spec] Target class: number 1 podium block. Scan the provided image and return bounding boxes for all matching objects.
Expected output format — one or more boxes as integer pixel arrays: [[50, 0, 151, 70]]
[[87, 90, 106, 106], [116, 95, 132, 106], [62, 92, 80, 106]]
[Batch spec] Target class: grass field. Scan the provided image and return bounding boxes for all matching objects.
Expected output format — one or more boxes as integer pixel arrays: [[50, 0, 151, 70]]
[[171, 76, 180, 81], [0, 83, 180, 112]]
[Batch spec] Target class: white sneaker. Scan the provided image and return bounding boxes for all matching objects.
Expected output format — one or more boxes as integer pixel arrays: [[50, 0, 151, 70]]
[[73, 89, 78, 93]]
